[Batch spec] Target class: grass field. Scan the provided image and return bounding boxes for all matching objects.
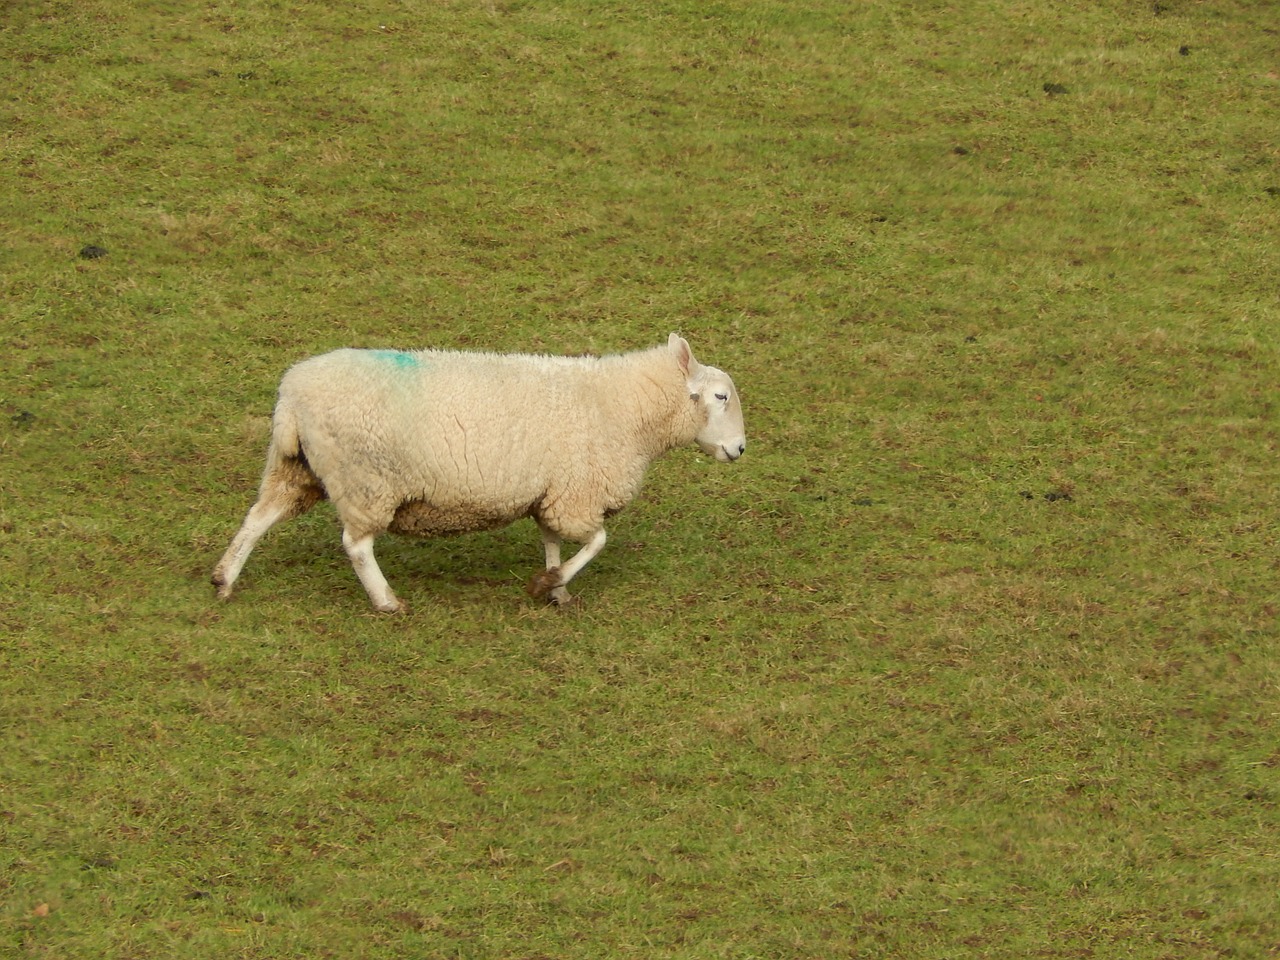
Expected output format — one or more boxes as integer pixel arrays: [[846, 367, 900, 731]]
[[2, 0, 1278, 957]]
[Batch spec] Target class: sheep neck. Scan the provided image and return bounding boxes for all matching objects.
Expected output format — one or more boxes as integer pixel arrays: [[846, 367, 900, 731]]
[[595, 346, 699, 459]]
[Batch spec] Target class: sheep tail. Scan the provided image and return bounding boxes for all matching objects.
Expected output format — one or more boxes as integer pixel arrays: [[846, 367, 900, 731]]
[[267, 398, 302, 463], [258, 396, 321, 493]]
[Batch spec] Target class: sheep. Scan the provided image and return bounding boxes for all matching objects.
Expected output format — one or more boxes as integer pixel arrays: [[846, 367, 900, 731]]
[[211, 333, 746, 610]]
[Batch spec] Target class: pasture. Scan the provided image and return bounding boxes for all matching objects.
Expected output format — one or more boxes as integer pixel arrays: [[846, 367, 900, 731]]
[[2, 1, 1277, 957]]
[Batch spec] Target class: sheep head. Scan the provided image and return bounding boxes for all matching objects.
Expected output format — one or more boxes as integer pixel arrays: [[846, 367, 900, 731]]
[[669, 333, 746, 463]]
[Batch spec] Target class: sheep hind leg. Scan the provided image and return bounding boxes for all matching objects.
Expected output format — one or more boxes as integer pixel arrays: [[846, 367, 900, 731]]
[[527, 527, 606, 606], [212, 477, 320, 599], [342, 529, 403, 614]]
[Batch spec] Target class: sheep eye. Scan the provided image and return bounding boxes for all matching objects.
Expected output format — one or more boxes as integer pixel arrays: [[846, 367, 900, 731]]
[[715, 392, 728, 402]]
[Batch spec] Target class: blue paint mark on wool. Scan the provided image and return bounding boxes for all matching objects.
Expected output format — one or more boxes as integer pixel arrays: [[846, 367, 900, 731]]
[[372, 350, 420, 369]]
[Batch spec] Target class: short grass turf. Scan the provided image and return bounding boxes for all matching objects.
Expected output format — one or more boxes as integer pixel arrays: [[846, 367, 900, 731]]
[[2, 1, 1278, 957]]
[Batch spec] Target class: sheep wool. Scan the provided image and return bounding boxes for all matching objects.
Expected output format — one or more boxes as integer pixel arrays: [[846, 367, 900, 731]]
[[212, 333, 746, 610]]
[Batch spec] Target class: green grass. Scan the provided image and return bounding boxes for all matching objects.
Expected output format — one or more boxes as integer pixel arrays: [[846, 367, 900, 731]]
[[3, 0, 1279, 957]]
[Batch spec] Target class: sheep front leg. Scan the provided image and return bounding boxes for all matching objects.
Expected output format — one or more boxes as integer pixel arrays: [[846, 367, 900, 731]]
[[342, 529, 403, 613], [541, 527, 563, 570], [526, 527, 606, 606], [527, 525, 564, 602]]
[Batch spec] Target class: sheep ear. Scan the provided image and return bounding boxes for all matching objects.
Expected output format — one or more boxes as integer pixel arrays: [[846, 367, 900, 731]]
[[668, 333, 696, 376]]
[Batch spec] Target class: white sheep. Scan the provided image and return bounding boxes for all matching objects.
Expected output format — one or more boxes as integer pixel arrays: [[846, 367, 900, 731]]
[[212, 333, 746, 610]]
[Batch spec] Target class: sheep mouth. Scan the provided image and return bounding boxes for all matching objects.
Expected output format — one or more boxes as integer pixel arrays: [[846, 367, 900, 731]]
[[697, 439, 745, 462], [716, 444, 744, 463]]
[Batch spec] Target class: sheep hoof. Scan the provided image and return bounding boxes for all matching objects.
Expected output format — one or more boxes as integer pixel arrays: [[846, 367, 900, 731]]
[[374, 597, 405, 614], [526, 568, 562, 601], [549, 587, 577, 608]]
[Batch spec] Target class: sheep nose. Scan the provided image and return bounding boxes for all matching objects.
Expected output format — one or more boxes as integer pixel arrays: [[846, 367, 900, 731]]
[[726, 442, 745, 461]]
